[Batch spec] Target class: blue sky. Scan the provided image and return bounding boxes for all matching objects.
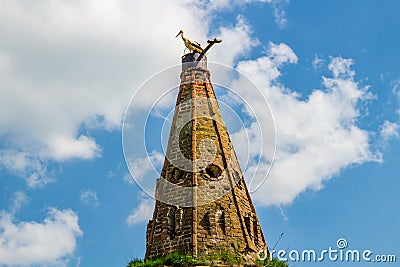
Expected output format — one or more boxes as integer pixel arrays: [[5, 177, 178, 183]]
[[0, 1, 399, 266]]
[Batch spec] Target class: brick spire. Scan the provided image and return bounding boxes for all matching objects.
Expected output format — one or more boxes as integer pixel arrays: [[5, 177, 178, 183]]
[[145, 52, 267, 262]]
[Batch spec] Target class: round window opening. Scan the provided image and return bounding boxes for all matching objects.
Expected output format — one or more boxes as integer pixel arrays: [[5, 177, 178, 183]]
[[205, 164, 223, 180], [173, 168, 185, 182]]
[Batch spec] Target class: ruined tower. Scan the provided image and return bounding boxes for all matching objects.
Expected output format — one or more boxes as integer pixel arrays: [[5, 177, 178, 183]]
[[145, 52, 267, 262]]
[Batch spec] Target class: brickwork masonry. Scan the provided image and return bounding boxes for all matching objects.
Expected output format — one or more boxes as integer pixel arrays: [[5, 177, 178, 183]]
[[144, 65, 268, 266]]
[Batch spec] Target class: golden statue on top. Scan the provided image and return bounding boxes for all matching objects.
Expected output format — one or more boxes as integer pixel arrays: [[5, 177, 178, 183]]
[[176, 29, 222, 57], [175, 30, 203, 54]]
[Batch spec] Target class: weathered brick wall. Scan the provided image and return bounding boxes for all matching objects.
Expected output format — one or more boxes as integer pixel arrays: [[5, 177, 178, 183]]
[[145, 61, 267, 262]]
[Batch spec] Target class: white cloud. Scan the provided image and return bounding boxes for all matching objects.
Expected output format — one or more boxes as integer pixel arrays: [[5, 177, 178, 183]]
[[391, 78, 400, 94], [0, 1, 195, 162], [0, 149, 53, 188], [0, 150, 34, 175], [203, 0, 288, 29], [392, 78, 400, 115], [236, 42, 297, 86], [380, 120, 400, 140], [9, 191, 29, 215], [26, 166, 54, 188], [231, 46, 380, 206], [0, 0, 274, 188], [123, 173, 135, 185], [201, 0, 275, 11], [271, 0, 288, 29], [124, 149, 165, 221], [209, 16, 259, 67], [0, 208, 82, 266], [312, 54, 325, 70], [328, 56, 355, 79], [46, 135, 102, 162], [80, 190, 99, 208], [126, 150, 165, 184], [268, 42, 298, 65], [126, 195, 154, 225]]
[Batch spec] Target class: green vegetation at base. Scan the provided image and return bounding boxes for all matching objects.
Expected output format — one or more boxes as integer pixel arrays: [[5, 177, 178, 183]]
[[126, 252, 288, 267], [127, 253, 207, 267], [259, 257, 289, 267]]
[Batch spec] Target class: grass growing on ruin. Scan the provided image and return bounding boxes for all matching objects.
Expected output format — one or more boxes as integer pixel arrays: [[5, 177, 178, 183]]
[[259, 257, 289, 267], [126, 251, 288, 267], [127, 253, 207, 267]]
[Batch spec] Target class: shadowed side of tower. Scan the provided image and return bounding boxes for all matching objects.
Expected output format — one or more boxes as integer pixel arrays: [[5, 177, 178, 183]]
[[145, 53, 267, 263]]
